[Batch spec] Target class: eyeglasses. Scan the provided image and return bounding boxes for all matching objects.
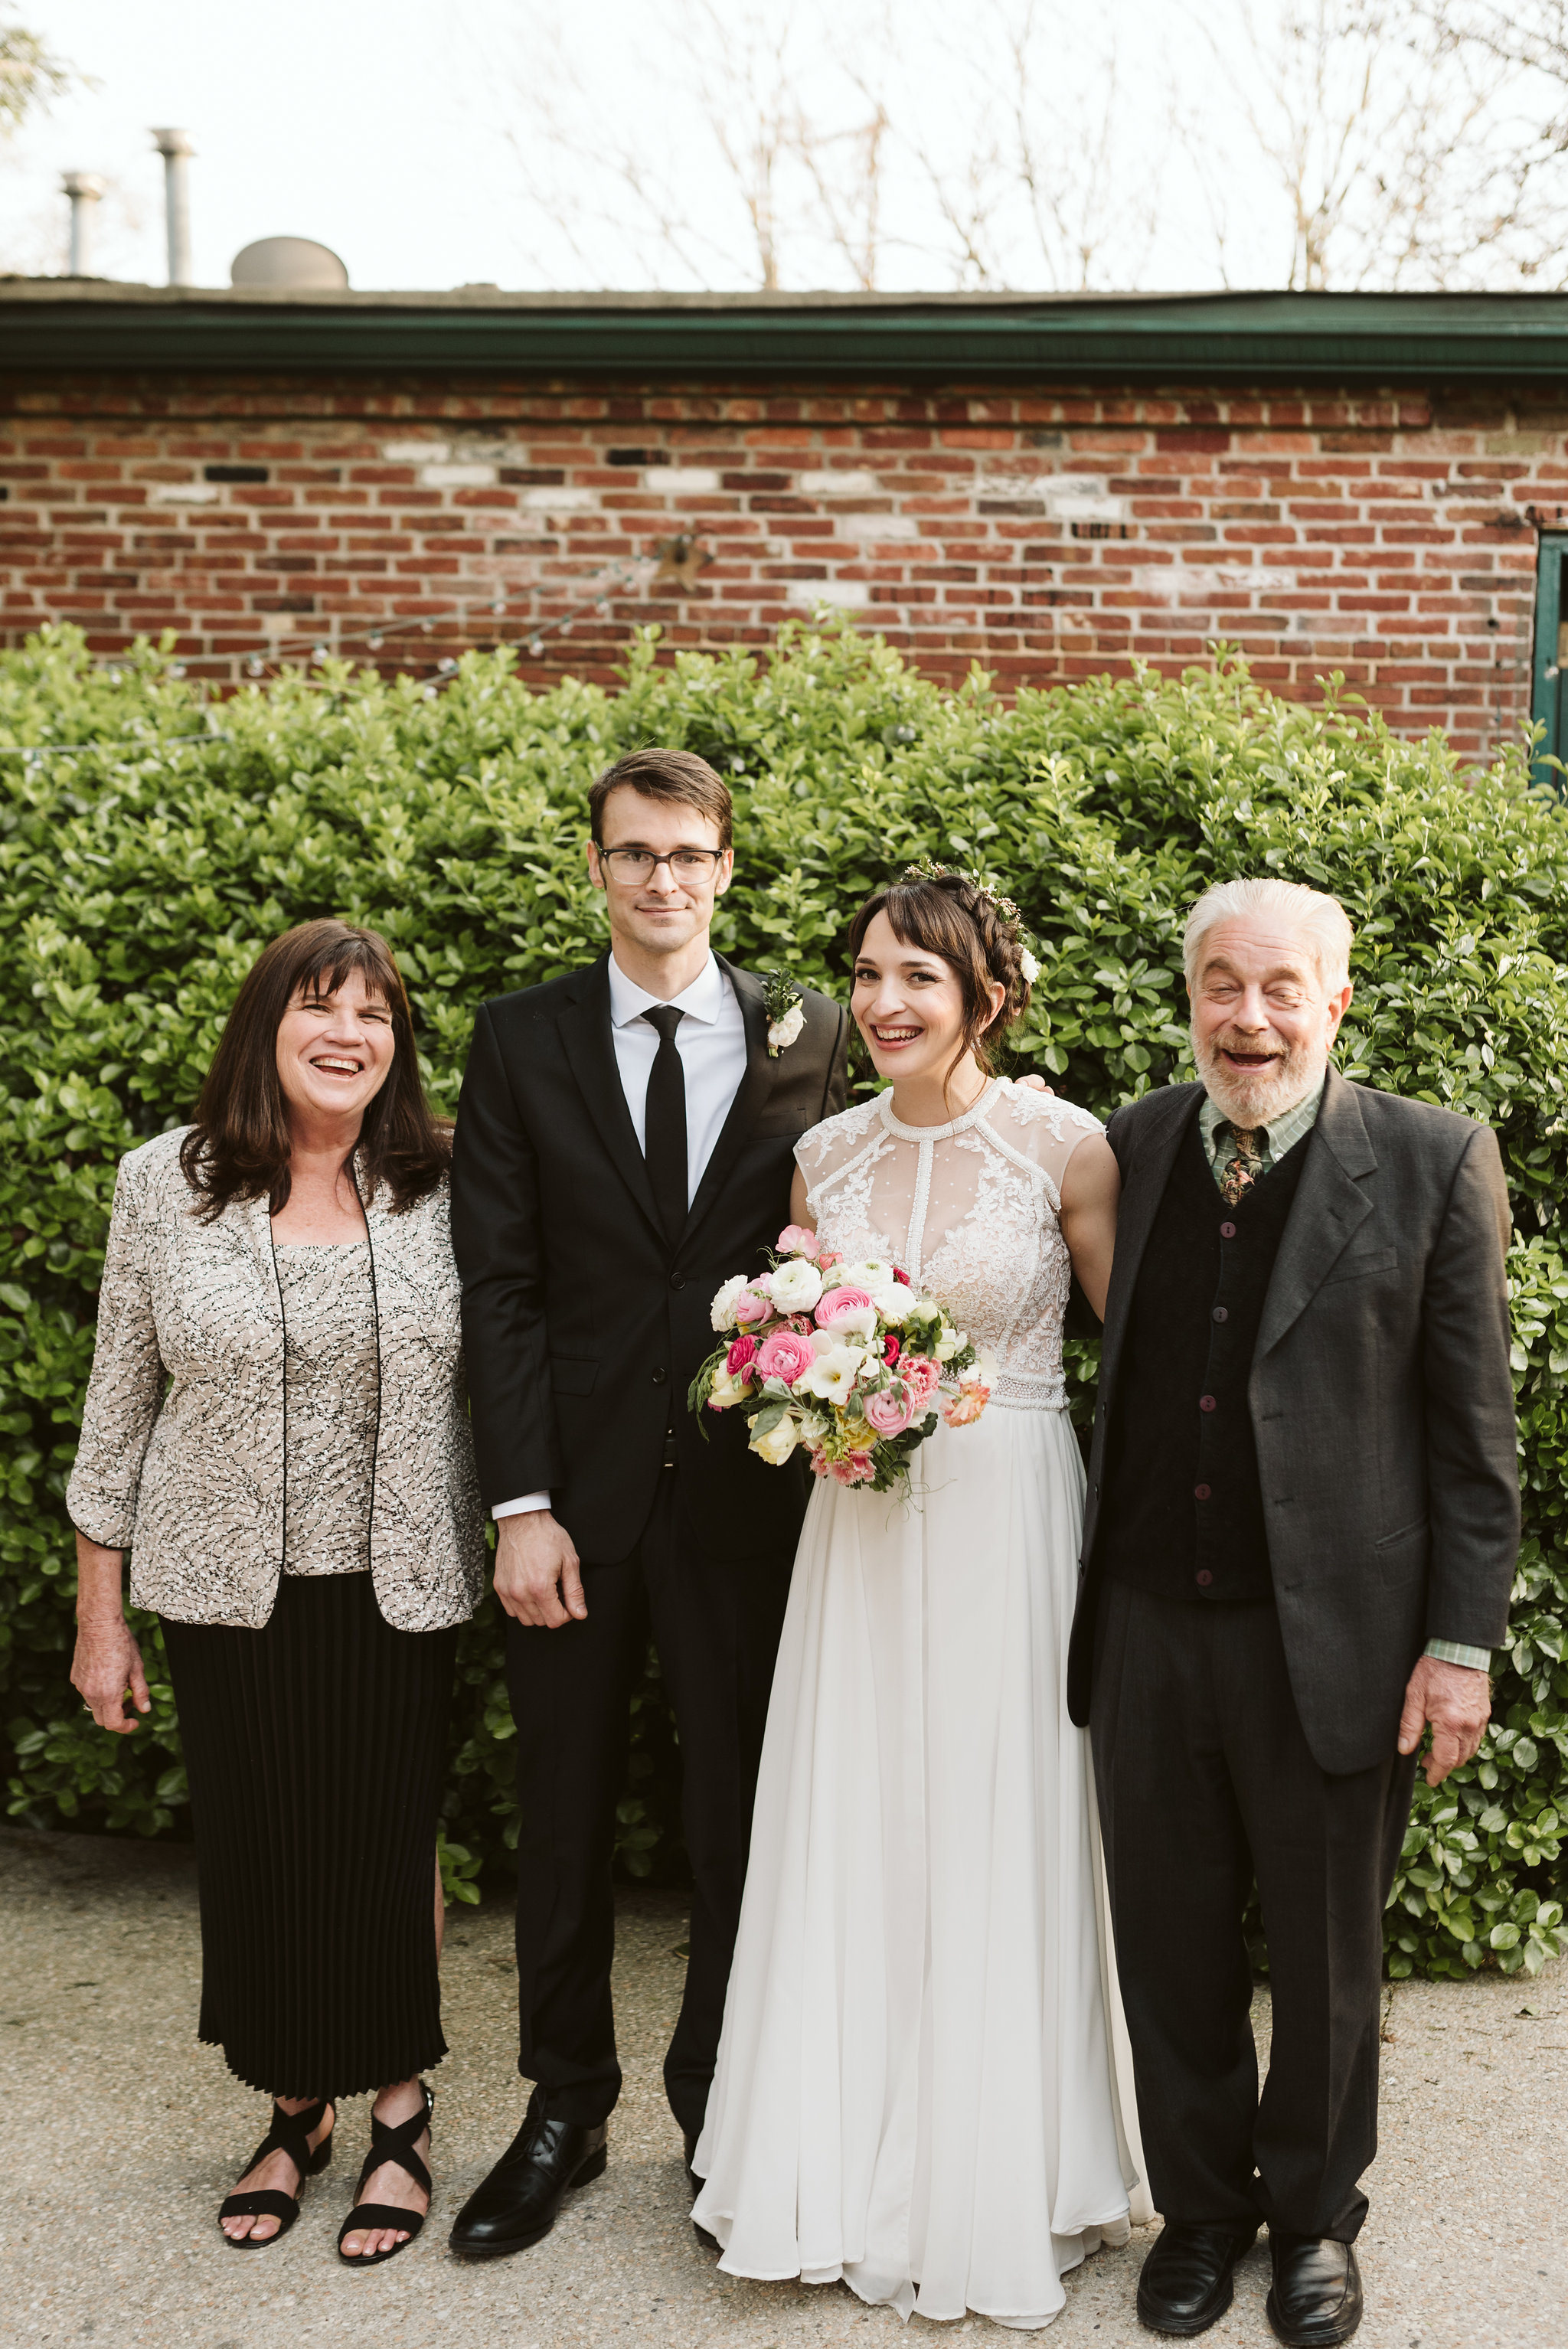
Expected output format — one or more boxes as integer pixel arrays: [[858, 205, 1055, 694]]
[[598, 847, 725, 880]]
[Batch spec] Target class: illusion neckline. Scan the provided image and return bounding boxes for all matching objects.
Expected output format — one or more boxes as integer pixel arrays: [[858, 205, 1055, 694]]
[[877, 1074, 1006, 1144]]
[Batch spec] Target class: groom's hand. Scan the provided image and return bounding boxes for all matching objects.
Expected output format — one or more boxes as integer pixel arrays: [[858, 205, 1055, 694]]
[[495, 1511, 588, 1629], [1397, 1654, 1491, 1787]]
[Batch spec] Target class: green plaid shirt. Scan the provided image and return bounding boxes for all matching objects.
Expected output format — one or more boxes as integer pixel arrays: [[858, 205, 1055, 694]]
[[1195, 1070, 1492, 1677]]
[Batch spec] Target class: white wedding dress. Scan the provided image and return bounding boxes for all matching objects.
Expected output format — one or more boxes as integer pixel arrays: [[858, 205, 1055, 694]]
[[692, 1076, 1153, 2330]]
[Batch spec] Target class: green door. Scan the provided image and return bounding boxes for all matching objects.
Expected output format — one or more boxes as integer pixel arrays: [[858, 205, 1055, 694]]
[[1531, 534, 1568, 789]]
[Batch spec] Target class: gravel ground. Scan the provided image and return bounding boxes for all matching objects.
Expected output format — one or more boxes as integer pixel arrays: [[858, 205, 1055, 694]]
[[1, 1825, 1561, 2347]]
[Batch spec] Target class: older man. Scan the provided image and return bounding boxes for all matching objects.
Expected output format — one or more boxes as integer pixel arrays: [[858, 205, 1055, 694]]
[[1068, 877, 1518, 2347]]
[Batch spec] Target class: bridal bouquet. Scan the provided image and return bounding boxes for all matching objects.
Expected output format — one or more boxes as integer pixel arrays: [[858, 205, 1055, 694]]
[[688, 1227, 990, 1495]]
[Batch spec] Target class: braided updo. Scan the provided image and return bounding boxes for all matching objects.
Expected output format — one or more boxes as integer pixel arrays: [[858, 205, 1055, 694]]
[[845, 867, 1033, 1080]]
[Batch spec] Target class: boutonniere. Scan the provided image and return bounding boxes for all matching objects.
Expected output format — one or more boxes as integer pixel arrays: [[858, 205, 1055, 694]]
[[762, 969, 805, 1058]]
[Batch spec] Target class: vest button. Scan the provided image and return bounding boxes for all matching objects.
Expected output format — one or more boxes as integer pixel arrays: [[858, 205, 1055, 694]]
[[1220, 1220, 1236, 1239], [1195, 1570, 1214, 1587], [1199, 1393, 1217, 1412], [670, 1273, 687, 1290], [651, 1367, 668, 1386], [1212, 1305, 1228, 1322], [1194, 1482, 1211, 1500]]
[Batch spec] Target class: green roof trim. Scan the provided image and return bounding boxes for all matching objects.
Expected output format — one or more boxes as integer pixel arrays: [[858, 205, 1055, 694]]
[[7, 284, 1568, 381]]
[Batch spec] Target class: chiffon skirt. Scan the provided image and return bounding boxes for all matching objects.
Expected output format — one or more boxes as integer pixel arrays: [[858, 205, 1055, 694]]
[[161, 1569, 457, 2099], [692, 1406, 1152, 2330]]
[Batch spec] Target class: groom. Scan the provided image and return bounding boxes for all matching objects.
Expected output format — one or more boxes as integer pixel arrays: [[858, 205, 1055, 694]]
[[1070, 877, 1518, 2347], [446, 748, 848, 2258]]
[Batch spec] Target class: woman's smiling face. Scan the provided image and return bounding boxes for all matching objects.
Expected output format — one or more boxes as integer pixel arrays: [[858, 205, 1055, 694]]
[[273, 968, 396, 1127], [851, 910, 972, 1086]]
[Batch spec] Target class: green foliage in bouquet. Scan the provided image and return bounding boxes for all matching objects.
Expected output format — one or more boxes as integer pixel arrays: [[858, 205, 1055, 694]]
[[1, 619, 1565, 1975]]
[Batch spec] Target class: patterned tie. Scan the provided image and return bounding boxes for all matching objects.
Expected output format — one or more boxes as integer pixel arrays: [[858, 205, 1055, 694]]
[[641, 1005, 688, 1244], [1217, 1123, 1265, 1206]]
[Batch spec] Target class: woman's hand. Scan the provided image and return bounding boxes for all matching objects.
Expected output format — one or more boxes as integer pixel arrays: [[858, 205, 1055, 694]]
[[70, 1534, 151, 1733]]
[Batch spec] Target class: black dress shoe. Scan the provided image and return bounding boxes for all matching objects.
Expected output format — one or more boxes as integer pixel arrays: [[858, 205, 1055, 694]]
[[1137, 2222, 1259, 2336], [682, 2130, 704, 2193], [1266, 2235, 1362, 2346], [448, 2091, 607, 2259]]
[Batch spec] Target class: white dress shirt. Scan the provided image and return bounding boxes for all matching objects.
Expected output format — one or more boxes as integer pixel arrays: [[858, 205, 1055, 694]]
[[495, 950, 750, 1520]]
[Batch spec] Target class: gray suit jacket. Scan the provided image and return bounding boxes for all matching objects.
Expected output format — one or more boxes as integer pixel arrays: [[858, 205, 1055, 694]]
[[1067, 1070, 1520, 1774]]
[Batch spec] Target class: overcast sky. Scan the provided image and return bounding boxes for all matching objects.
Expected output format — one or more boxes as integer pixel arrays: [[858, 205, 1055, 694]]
[[1, 2, 1560, 295]]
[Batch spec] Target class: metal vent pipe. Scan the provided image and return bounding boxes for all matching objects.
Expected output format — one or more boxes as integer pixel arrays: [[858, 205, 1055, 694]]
[[151, 128, 194, 285], [61, 173, 105, 277]]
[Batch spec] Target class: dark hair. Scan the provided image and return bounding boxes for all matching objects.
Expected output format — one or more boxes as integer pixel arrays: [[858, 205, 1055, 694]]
[[179, 919, 451, 1220], [846, 871, 1032, 1091], [588, 747, 733, 851]]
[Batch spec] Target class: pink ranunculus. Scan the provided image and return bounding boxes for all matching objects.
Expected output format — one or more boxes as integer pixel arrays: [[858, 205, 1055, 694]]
[[817, 1249, 844, 1269], [788, 1313, 816, 1336], [942, 1379, 991, 1429], [815, 1285, 877, 1330], [892, 1266, 912, 1286], [727, 1335, 757, 1375], [776, 1224, 818, 1257], [883, 1334, 900, 1364], [733, 1286, 771, 1326], [900, 1354, 941, 1410], [755, 1328, 815, 1387], [862, 1386, 915, 1438]]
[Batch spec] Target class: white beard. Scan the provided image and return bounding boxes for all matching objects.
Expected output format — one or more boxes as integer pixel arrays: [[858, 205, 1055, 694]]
[[1193, 1024, 1325, 1129]]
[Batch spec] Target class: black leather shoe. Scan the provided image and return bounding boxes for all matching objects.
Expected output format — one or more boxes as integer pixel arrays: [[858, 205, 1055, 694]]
[[1266, 2235, 1362, 2346], [448, 2091, 607, 2259], [1137, 2223, 1259, 2336]]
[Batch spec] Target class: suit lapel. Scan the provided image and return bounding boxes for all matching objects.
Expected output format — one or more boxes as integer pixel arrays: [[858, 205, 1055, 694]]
[[1099, 1083, 1204, 1400], [1256, 1067, 1376, 1357], [554, 955, 665, 1242], [682, 959, 778, 1248]]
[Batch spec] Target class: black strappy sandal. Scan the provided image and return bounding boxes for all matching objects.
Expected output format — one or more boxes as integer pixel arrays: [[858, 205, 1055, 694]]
[[218, 2096, 335, 2248], [337, 2081, 434, 2267]]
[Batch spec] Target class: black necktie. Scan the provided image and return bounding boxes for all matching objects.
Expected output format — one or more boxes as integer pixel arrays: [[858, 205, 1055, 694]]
[[641, 1005, 688, 1244]]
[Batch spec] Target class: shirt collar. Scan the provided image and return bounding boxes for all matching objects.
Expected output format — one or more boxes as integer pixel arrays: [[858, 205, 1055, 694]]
[[608, 949, 727, 1028], [1198, 1069, 1328, 1156]]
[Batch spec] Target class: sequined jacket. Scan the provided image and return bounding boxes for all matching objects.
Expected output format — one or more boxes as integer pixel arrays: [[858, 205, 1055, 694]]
[[66, 1126, 485, 1631]]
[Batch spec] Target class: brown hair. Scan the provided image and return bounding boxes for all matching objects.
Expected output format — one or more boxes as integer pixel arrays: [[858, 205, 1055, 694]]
[[588, 747, 733, 851], [178, 919, 451, 1220], [846, 871, 1033, 1093]]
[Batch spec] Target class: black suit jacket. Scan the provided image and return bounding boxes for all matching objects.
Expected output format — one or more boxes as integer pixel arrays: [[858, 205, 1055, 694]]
[[1067, 1070, 1521, 1773], [450, 952, 849, 1564]]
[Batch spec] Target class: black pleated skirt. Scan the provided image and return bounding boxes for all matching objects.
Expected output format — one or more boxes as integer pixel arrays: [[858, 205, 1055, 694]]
[[161, 1571, 458, 2099]]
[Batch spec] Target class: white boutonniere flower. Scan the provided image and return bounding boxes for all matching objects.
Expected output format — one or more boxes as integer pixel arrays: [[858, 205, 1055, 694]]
[[762, 970, 805, 1057]]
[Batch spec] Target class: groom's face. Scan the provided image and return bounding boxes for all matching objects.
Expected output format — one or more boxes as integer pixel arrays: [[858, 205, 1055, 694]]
[[1189, 915, 1353, 1128], [587, 785, 733, 962]]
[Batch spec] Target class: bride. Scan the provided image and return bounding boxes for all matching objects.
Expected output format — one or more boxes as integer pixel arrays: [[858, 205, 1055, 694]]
[[691, 865, 1152, 2330]]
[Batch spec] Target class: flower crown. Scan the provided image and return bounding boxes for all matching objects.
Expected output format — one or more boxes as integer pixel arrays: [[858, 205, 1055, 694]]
[[897, 857, 1039, 986]]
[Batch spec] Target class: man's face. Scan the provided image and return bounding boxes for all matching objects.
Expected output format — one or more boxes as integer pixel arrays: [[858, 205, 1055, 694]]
[[586, 786, 733, 962], [1189, 915, 1352, 1127]]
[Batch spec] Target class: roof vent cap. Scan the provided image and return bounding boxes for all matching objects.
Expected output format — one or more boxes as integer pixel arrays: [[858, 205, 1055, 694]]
[[230, 237, 348, 289]]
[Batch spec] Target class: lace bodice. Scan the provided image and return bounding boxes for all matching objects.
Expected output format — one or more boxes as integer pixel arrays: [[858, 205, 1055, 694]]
[[794, 1077, 1103, 1410]]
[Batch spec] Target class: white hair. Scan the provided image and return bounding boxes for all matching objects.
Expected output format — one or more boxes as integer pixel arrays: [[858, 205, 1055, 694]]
[[1182, 877, 1354, 995]]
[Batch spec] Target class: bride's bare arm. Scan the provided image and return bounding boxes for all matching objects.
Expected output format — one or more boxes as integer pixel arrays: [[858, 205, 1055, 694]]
[[1057, 1132, 1120, 1322], [788, 1165, 816, 1234]]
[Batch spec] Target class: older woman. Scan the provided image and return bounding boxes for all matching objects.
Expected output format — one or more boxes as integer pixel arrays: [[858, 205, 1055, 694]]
[[67, 919, 484, 2266]]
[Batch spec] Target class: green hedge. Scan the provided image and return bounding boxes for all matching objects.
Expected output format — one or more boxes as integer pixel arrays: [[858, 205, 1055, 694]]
[[2, 619, 1564, 1977]]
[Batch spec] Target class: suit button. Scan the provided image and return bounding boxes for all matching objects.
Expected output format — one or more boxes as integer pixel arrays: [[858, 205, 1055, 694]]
[[670, 1274, 687, 1291], [1212, 1305, 1228, 1322], [1195, 1570, 1214, 1588], [1220, 1220, 1236, 1239], [1194, 1483, 1210, 1500], [1199, 1393, 1217, 1412], [651, 1367, 668, 1386]]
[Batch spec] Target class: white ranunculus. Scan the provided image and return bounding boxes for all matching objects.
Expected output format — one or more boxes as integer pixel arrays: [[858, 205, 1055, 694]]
[[768, 1256, 824, 1312], [835, 1257, 900, 1308], [710, 1273, 750, 1331], [798, 1342, 867, 1406], [751, 1413, 801, 1465], [767, 1000, 806, 1055]]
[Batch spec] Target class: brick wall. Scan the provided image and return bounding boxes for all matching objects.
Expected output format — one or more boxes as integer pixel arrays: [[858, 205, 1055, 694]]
[[0, 372, 1559, 756]]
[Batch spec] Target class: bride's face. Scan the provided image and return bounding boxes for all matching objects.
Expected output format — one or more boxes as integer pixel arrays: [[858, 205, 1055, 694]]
[[851, 910, 973, 1085]]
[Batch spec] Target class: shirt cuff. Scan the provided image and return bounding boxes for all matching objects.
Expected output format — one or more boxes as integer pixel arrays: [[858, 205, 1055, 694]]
[[493, 1491, 551, 1520], [1423, 1638, 1494, 1673]]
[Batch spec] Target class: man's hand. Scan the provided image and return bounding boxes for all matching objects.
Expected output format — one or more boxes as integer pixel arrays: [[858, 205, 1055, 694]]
[[494, 1510, 587, 1629], [1017, 1074, 1054, 1093], [1397, 1654, 1491, 1787]]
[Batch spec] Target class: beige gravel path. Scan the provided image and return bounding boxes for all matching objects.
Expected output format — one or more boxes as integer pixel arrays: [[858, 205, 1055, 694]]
[[1, 1826, 1561, 2347]]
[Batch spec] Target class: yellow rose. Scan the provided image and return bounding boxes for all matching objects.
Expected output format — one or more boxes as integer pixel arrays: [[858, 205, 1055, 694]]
[[751, 1413, 801, 1465], [707, 1364, 753, 1411]]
